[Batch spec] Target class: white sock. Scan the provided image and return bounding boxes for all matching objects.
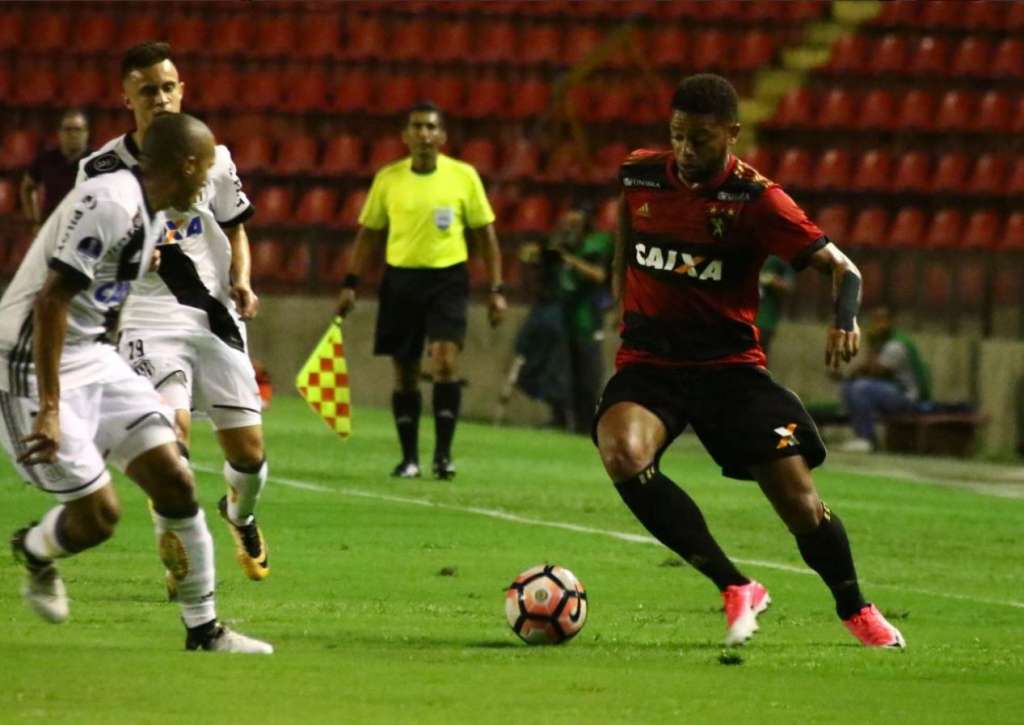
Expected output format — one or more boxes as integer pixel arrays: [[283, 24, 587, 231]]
[[224, 459, 267, 525], [152, 509, 217, 628], [24, 506, 69, 561]]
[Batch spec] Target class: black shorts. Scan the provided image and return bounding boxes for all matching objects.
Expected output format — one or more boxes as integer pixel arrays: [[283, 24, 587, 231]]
[[374, 263, 469, 361], [592, 364, 826, 480]]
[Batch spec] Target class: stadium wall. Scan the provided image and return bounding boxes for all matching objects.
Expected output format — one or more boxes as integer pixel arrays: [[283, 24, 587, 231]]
[[249, 297, 1021, 458]]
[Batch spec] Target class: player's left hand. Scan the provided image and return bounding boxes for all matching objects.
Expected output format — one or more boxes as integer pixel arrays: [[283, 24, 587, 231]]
[[232, 284, 260, 321], [488, 292, 507, 328], [19, 409, 60, 466], [825, 320, 860, 371]]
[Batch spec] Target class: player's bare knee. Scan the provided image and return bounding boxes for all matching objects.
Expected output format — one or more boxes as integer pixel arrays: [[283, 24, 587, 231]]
[[151, 462, 199, 518], [599, 433, 655, 481], [779, 490, 823, 534]]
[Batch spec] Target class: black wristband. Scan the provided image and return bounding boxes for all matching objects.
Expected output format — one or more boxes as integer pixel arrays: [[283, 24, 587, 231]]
[[342, 273, 360, 289], [834, 271, 861, 331], [490, 283, 505, 295]]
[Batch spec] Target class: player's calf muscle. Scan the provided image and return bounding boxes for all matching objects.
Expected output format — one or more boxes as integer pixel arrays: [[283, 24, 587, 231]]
[[127, 444, 198, 517]]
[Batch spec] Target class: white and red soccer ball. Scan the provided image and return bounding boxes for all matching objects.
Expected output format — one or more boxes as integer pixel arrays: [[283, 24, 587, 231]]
[[505, 564, 588, 645]]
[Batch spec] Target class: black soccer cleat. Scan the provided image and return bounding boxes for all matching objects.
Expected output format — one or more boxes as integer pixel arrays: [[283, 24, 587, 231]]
[[217, 496, 269, 581], [432, 457, 456, 481], [391, 460, 421, 478]]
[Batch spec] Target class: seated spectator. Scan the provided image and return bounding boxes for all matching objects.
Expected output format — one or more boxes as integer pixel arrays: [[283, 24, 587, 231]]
[[838, 306, 930, 452], [20, 109, 90, 230]]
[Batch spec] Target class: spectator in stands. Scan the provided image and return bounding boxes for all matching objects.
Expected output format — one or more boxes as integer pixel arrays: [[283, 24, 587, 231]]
[[838, 306, 930, 453], [756, 254, 794, 357], [20, 109, 90, 230]]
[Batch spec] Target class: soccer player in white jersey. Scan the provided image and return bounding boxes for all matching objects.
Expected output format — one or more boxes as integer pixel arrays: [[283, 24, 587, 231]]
[[1, 113, 272, 653], [77, 42, 269, 583]]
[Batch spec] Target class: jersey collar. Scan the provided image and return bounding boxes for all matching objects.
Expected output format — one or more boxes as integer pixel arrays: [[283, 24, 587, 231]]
[[667, 154, 737, 194], [124, 131, 142, 162]]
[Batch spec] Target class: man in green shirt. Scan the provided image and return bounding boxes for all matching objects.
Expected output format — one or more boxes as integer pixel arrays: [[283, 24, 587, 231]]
[[755, 255, 794, 357], [337, 103, 506, 479]]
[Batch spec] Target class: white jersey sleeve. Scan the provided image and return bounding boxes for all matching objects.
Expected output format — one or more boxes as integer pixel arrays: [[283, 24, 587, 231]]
[[50, 186, 136, 288], [209, 145, 253, 227]]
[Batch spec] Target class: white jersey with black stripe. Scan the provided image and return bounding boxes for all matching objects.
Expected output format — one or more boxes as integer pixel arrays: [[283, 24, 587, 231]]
[[0, 169, 163, 396], [77, 133, 254, 349]]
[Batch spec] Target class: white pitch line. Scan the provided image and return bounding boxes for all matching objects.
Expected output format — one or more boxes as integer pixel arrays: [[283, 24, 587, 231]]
[[193, 464, 1024, 610]]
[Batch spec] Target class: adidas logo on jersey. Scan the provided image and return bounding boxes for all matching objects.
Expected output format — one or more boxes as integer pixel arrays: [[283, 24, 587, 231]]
[[636, 203, 651, 218], [634, 243, 723, 281]]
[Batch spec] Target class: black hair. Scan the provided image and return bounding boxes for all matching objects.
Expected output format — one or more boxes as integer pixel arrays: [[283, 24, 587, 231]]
[[406, 101, 445, 128], [671, 73, 739, 123], [121, 41, 173, 79], [59, 108, 88, 127]]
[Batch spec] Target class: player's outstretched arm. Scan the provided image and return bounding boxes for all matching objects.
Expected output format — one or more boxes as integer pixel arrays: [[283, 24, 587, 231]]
[[336, 225, 385, 318], [468, 223, 506, 328], [805, 242, 862, 371], [227, 223, 259, 320], [20, 269, 81, 465]]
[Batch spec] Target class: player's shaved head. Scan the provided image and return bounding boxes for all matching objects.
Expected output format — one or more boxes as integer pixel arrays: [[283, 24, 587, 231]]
[[141, 112, 214, 171]]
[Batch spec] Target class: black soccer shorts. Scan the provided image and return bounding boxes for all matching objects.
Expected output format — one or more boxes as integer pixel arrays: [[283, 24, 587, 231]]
[[592, 363, 827, 480], [374, 263, 469, 361]]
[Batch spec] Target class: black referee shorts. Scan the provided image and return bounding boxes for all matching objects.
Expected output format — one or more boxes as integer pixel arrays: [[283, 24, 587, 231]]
[[592, 364, 826, 480], [374, 263, 469, 361]]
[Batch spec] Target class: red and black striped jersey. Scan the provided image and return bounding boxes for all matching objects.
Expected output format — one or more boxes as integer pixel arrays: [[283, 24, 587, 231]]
[[617, 150, 826, 370]]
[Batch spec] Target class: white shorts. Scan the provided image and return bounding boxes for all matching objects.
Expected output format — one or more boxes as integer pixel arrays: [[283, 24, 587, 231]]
[[118, 328, 262, 431], [0, 374, 177, 502]]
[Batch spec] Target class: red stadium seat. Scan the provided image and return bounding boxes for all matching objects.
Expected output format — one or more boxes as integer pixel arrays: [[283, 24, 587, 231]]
[[961, 210, 1002, 250], [432, 21, 472, 63], [210, 15, 251, 58], [848, 207, 889, 248], [826, 34, 869, 73], [24, 12, 68, 52], [194, 64, 238, 112], [336, 189, 369, 231], [924, 209, 964, 249], [0, 10, 23, 51], [232, 136, 274, 176], [509, 76, 550, 119], [459, 138, 499, 178], [1013, 98, 1024, 135], [895, 90, 936, 131], [321, 135, 364, 175], [367, 136, 407, 169], [909, 36, 950, 76], [975, 91, 1012, 133], [166, 15, 207, 55], [296, 13, 342, 59], [785, 1, 829, 22], [294, 187, 339, 227], [934, 91, 975, 132], [992, 39, 1024, 79], [743, 147, 774, 178], [932, 152, 970, 193], [594, 196, 619, 233], [251, 187, 293, 226], [965, 154, 1007, 196], [252, 16, 296, 58], [690, 29, 731, 70], [464, 75, 505, 119], [889, 207, 927, 248], [346, 16, 386, 61], [815, 204, 851, 242], [542, 141, 586, 183], [477, 22, 519, 63], [280, 242, 311, 285], [814, 149, 852, 190], [817, 89, 857, 130], [520, 24, 561, 65], [1002, 212, 1024, 250], [74, 14, 116, 54], [851, 149, 891, 192], [373, 73, 417, 116], [251, 240, 286, 283], [427, 73, 465, 116], [282, 71, 330, 113], [317, 244, 349, 286], [275, 134, 319, 176], [63, 65, 110, 108], [238, 68, 284, 111], [14, 65, 58, 106], [920, 0, 962, 29], [563, 25, 604, 65], [870, 34, 909, 75], [0, 129, 38, 170], [0, 178, 17, 215], [390, 20, 431, 62], [734, 31, 776, 71], [333, 68, 373, 114], [1008, 157, 1024, 196], [963, 0, 1005, 30], [591, 142, 628, 183], [503, 138, 541, 180], [121, 14, 161, 46], [650, 27, 689, 68], [859, 89, 896, 130], [773, 148, 813, 189], [512, 195, 554, 233], [769, 86, 816, 128], [891, 151, 931, 192], [593, 83, 632, 123], [0, 62, 9, 102], [870, 0, 918, 27], [950, 37, 992, 77], [1005, 0, 1024, 30]]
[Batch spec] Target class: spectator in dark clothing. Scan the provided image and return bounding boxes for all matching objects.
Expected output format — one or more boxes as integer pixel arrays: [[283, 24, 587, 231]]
[[20, 109, 90, 229]]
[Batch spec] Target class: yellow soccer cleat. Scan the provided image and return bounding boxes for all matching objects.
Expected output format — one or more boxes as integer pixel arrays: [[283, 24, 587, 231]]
[[217, 496, 269, 581]]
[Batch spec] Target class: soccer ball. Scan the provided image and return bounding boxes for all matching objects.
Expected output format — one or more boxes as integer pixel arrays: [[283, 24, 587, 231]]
[[505, 564, 588, 645]]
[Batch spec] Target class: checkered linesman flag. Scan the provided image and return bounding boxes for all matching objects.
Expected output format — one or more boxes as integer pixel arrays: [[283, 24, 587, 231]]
[[295, 316, 351, 438]]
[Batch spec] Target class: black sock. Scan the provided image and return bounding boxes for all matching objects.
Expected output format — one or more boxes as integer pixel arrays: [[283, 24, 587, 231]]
[[432, 381, 461, 461], [795, 507, 867, 619], [392, 390, 421, 463], [614, 465, 748, 591]]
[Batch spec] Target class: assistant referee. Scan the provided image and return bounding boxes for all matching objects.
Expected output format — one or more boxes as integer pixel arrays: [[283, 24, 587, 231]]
[[337, 102, 506, 480]]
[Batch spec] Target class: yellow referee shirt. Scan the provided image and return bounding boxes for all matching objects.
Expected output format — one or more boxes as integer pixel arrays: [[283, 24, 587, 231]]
[[358, 153, 495, 269]]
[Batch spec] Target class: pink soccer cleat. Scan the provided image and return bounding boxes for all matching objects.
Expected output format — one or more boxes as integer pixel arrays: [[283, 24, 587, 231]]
[[843, 604, 907, 649], [722, 580, 771, 646]]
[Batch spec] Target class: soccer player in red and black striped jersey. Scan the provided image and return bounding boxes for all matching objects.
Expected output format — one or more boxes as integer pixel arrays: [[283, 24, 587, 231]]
[[595, 75, 905, 649]]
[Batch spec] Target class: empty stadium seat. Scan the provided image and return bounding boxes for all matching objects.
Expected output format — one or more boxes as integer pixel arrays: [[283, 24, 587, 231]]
[[63, 65, 111, 108], [950, 36, 992, 77], [961, 210, 1002, 250], [121, 14, 161, 45], [650, 27, 689, 68], [251, 239, 286, 283], [282, 71, 330, 113], [924, 209, 964, 248], [814, 149, 852, 190], [367, 136, 407, 168], [859, 89, 896, 130], [333, 68, 373, 114], [773, 148, 813, 188], [817, 88, 857, 129], [895, 89, 936, 131], [870, 34, 909, 75], [920, 0, 963, 28], [963, 0, 1004, 29], [210, 15, 252, 58], [1013, 98, 1024, 135], [594, 196, 619, 232], [891, 151, 931, 192], [851, 149, 891, 192], [24, 12, 68, 52], [743, 147, 774, 177], [459, 138, 499, 178], [1002, 212, 1024, 250], [542, 141, 586, 183], [321, 135, 364, 175], [503, 138, 541, 180], [0, 129, 38, 171], [564, 25, 604, 65], [520, 24, 561, 64], [316, 243, 349, 286], [336, 189, 369, 230], [593, 83, 632, 123], [464, 75, 505, 119], [509, 76, 550, 119], [373, 73, 417, 116], [512, 194, 554, 233], [0, 10, 23, 51], [476, 21, 518, 63], [251, 186, 293, 225], [870, 0, 918, 27], [909, 35, 949, 76], [934, 91, 975, 132], [848, 207, 889, 248], [975, 91, 1012, 133], [889, 207, 927, 247], [390, 20, 431, 62], [966, 153, 1007, 196], [591, 142, 628, 183], [1006, 158, 1024, 196], [74, 13, 116, 54], [932, 152, 970, 193], [14, 65, 58, 106], [991, 38, 1024, 78], [275, 134, 319, 175], [769, 86, 816, 128], [426, 73, 464, 116], [166, 15, 207, 55], [294, 187, 339, 227], [252, 15, 297, 58], [815, 204, 850, 241], [296, 13, 342, 59], [346, 16, 386, 61], [690, 29, 731, 70], [239, 68, 283, 110], [0, 178, 17, 215], [194, 64, 238, 112], [432, 21, 472, 63], [826, 34, 869, 73]]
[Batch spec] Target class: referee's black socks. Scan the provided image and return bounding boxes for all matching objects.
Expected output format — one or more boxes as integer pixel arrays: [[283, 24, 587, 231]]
[[392, 390, 422, 464], [614, 465, 748, 591], [432, 381, 461, 462], [794, 507, 867, 619]]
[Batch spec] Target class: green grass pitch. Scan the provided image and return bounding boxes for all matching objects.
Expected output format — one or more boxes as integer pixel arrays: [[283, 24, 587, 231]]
[[1, 397, 1022, 724]]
